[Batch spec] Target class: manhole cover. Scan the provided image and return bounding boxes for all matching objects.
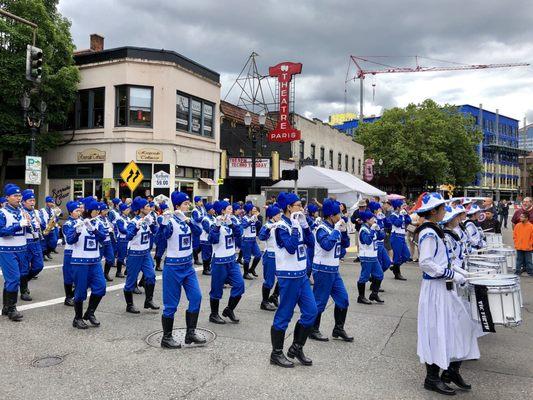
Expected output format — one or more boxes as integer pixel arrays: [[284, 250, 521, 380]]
[[31, 356, 64, 368], [145, 327, 216, 348]]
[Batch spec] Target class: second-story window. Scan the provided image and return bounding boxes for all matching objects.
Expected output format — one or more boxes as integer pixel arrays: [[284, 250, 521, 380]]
[[299, 140, 305, 160], [310, 144, 316, 160], [345, 154, 348, 171], [338, 152, 342, 170], [176, 91, 214, 138], [320, 147, 325, 166], [351, 157, 355, 173], [115, 85, 153, 128], [76, 87, 105, 129], [329, 149, 334, 168]]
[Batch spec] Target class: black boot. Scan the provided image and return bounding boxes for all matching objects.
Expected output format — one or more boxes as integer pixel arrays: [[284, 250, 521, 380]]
[[104, 262, 114, 282], [1, 289, 8, 316], [222, 296, 241, 323], [184, 311, 207, 344], [270, 326, 294, 368], [242, 262, 253, 280], [287, 322, 313, 366], [357, 283, 372, 305], [370, 276, 385, 292], [392, 264, 407, 281], [250, 257, 260, 277], [424, 363, 456, 395], [64, 284, 74, 306], [6, 291, 23, 321], [115, 261, 125, 278], [441, 361, 471, 390], [369, 279, 384, 303], [20, 276, 32, 301], [133, 285, 142, 295], [237, 250, 243, 265], [72, 301, 88, 329], [155, 256, 163, 272], [83, 294, 102, 326], [144, 284, 160, 310], [202, 259, 211, 276], [193, 248, 202, 265], [260, 286, 277, 311], [124, 291, 140, 314], [309, 313, 329, 341], [138, 274, 145, 288], [269, 283, 279, 307], [161, 316, 181, 349], [332, 306, 354, 342], [209, 298, 225, 324]]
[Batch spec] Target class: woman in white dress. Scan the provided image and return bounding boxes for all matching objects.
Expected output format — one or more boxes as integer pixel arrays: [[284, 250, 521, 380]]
[[414, 193, 480, 395]]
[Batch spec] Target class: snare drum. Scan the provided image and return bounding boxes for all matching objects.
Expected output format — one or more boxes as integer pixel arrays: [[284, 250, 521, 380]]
[[468, 253, 507, 274], [484, 233, 503, 247], [469, 278, 522, 327], [489, 248, 516, 273], [466, 259, 500, 274]]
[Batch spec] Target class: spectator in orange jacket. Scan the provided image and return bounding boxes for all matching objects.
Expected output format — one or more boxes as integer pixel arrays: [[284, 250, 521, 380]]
[[513, 212, 533, 276]]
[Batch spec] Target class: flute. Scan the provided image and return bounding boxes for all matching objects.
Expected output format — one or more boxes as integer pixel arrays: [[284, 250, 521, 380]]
[[18, 202, 40, 240]]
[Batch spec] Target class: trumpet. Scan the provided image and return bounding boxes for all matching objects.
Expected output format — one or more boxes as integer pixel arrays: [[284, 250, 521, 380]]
[[43, 206, 62, 236]]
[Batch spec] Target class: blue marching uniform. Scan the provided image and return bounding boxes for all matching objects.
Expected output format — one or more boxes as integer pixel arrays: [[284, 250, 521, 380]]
[[357, 221, 385, 303], [114, 209, 129, 278], [191, 205, 206, 263], [375, 214, 392, 272], [39, 205, 59, 257], [67, 215, 107, 328], [208, 207, 245, 324], [20, 205, 45, 301], [200, 213, 215, 275], [305, 215, 319, 277], [99, 213, 115, 282], [241, 213, 262, 278], [390, 210, 411, 279], [154, 213, 168, 271], [258, 212, 281, 311], [0, 203, 27, 321], [123, 213, 159, 313], [107, 206, 120, 256], [310, 217, 353, 342], [62, 217, 78, 306]]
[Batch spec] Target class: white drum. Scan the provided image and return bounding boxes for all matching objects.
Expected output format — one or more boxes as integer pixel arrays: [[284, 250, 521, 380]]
[[485, 233, 503, 247], [469, 278, 522, 327], [466, 259, 500, 274], [490, 248, 516, 274], [468, 253, 507, 274]]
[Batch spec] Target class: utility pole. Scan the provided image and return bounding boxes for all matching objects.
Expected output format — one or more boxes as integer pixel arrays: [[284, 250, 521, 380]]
[[523, 116, 528, 198], [0, 9, 37, 45]]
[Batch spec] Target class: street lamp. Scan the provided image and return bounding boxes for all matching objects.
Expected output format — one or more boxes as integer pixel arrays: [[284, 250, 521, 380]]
[[20, 93, 46, 156], [244, 111, 266, 194]]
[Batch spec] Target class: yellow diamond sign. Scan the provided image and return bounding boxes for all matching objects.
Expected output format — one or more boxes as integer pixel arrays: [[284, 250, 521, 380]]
[[120, 160, 144, 192]]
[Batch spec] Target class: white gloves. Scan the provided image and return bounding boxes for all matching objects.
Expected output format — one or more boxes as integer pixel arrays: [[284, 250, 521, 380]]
[[315, 217, 322, 225], [371, 223, 380, 231], [84, 219, 95, 232], [161, 210, 172, 225], [400, 209, 408, 216], [298, 213, 309, 229], [290, 212, 302, 228], [215, 215, 224, 227], [451, 265, 468, 277], [452, 273, 466, 285], [174, 210, 189, 223], [135, 219, 143, 229], [75, 220, 84, 233], [20, 218, 30, 228], [225, 214, 233, 225], [334, 219, 346, 232], [144, 214, 154, 226]]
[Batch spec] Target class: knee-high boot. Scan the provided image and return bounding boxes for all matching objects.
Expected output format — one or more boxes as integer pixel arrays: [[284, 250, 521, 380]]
[[424, 363, 455, 395]]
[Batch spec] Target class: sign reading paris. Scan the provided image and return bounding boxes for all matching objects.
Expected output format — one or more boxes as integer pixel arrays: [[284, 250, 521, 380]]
[[120, 160, 144, 192], [268, 61, 302, 143]]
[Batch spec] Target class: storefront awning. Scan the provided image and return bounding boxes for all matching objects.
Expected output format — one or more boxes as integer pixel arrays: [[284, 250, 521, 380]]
[[199, 177, 217, 186]]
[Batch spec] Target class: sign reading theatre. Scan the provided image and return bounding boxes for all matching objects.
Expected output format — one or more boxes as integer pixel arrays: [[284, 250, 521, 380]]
[[268, 61, 302, 143]]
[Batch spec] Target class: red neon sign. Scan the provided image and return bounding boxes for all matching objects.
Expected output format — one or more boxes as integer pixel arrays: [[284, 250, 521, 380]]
[[268, 62, 302, 143]]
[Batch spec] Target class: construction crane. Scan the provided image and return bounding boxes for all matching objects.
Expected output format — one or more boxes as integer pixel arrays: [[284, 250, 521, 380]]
[[345, 55, 530, 131]]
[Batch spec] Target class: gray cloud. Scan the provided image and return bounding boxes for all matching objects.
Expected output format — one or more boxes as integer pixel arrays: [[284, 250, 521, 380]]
[[59, 0, 533, 121]]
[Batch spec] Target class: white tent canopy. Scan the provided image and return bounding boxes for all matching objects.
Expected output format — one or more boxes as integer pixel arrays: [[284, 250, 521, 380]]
[[271, 166, 386, 206]]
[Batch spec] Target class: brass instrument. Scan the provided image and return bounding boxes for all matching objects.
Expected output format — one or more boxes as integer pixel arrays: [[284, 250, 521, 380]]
[[43, 206, 62, 236]]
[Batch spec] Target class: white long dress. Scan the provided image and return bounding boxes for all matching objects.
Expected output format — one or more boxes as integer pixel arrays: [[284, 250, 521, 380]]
[[417, 226, 481, 370]]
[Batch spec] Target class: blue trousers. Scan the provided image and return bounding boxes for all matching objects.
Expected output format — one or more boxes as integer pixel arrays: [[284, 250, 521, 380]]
[[200, 242, 212, 261], [358, 259, 383, 283], [162, 263, 202, 317], [306, 247, 314, 276], [116, 240, 128, 263], [377, 243, 391, 272], [22, 241, 44, 279], [63, 249, 73, 285], [72, 262, 106, 302], [124, 252, 156, 292], [192, 233, 200, 251], [273, 276, 318, 331], [312, 270, 349, 313], [43, 228, 59, 251], [155, 239, 167, 258], [110, 234, 117, 257], [241, 239, 261, 262], [210, 260, 245, 300], [391, 233, 410, 265], [100, 241, 115, 264], [262, 254, 276, 289], [0, 250, 24, 292]]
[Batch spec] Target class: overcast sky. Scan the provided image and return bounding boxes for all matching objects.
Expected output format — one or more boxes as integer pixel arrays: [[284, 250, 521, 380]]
[[59, 0, 533, 126]]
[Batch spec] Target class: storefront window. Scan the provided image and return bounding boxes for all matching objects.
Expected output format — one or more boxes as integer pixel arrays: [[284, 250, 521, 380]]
[[115, 85, 153, 127]]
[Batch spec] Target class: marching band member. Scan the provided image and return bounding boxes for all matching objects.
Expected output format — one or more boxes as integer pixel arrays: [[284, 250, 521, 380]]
[[62, 201, 83, 306], [357, 210, 385, 304], [241, 202, 262, 280], [200, 202, 216, 276], [159, 191, 205, 349], [108, 197, 122, 258], [114, 202, 130, 278], [368, 201, 391, 291], [0, 184, 28, 321], [233, 202, 244, 265], [39, 195, 60, 260], [123, 197, 159, 314], [441, 206, 466, 272], [309, 199, 352, 342], [67, 199, 107, 329], [270, 192, 317, 368], [389, 199, 411, 281], [465, 204, 484, 250], [258, 204, 282, 311], [98, 203, 115, 282], [20, 189, 45, 301], [414, 192, 479, 395], [208, 200, 245, 324], [305, 203, 320, 278], [148, 201, 158, 251], [154, 202, 169, 272], [191, 196, 206, 266]]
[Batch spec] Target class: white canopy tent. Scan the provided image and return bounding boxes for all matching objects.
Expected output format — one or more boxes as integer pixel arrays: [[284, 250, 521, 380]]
[[271, 166, 386, 207]]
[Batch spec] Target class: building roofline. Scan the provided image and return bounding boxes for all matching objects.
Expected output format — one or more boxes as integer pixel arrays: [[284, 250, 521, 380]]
[[74, 46, 220, 84], [459, 104, 519, 122]]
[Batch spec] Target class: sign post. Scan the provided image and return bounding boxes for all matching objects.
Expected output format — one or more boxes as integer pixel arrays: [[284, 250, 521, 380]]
[[25, 155, 42, 185], [153, 170, 171, 188], [120, 160, 144, 198]]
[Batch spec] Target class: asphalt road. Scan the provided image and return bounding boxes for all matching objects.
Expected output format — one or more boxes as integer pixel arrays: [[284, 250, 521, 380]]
[[0, 225, 531, 400]]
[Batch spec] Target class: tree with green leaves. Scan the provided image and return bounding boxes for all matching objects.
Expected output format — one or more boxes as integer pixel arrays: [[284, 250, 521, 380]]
[[0, 0, 79, 182], [355, 99, 483, 195]]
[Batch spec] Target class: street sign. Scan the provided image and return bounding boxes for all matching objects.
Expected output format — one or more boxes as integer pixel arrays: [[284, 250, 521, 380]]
[[120, 160, 144, 192], [25, 169, 41, 185], [153, 170, 170, 188], [217, 178, 224, 185], [26, 155, 42, 171]]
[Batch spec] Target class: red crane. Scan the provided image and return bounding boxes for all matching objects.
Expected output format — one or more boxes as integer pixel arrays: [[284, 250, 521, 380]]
[[345, 55, 530, 130]]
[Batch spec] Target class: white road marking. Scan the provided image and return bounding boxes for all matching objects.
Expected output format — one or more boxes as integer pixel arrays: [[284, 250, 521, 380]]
[[0, 263, 63, 276], [17, 266, 203, 311]]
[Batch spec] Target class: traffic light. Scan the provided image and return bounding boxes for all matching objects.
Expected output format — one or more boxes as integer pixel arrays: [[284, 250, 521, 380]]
[[26, 45, 43, 83], [282, 169, 298, 181]]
